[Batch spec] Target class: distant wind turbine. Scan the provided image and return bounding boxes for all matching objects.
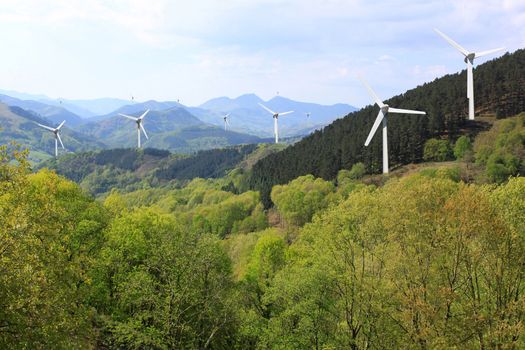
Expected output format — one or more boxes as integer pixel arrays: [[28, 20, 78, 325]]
[[119, 109, 150, 148], [360, 76, 426, 174], [222, 113, 231, 130], [36, 120, 66, 158], [434, 28, 505, 120], [258, 103, 294, 144]]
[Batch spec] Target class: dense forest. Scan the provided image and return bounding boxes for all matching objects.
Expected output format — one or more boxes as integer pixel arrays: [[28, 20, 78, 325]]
[[1, 112, 524, 349], [39, 144, 269, 196], [250, 49, 525, 206]]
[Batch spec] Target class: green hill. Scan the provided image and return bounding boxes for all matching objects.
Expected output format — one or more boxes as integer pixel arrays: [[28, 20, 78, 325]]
[[39, 144, 283, 196], [250, 49, 525, 206], [82, 107, 262, 153], [0, 103, 104, 163]]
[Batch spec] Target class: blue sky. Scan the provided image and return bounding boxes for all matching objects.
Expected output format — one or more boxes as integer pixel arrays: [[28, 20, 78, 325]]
[[0, 0, 524, 107]]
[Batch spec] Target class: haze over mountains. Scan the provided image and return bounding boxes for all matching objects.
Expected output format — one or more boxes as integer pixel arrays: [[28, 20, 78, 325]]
[[0, 90, 356, 160]]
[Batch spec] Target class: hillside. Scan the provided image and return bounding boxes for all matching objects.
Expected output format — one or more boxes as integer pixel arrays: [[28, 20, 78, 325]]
[[39, 144, 283, 196], [5, 110, 523, 349], [82, 107, 263, 152], [0, 103, 105, 162], [250, 49, 525, 206]]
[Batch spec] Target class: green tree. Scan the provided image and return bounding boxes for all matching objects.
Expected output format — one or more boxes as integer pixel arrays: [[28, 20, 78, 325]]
[[453, 135, 473, 160], [423, 138, 453, 162], [271, 175, 335, 226], [91, 209, 238, 349], [0, 145, 108, 349]]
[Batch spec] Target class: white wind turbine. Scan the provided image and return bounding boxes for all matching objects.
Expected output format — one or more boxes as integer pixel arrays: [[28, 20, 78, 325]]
[[258, 103, 294, 144], [119, 109, 150, 148], [360, 76, 426, 174], [36, 120, 66, 158], [222, 113, 231, 130], [434, 28, 505, 120]]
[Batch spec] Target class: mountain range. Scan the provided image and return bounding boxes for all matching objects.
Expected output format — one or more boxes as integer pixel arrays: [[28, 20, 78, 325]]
[[0, 90, 355, 160]]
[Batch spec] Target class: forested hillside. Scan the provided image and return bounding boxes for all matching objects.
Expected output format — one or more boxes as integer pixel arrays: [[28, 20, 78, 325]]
[[250, 49, 525, 206], [40, 144, 275, 196], [2, 111, 524, 348], [0, 103, 105, 162]]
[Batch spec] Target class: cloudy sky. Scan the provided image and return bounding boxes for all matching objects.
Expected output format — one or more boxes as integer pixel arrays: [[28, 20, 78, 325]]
[[0, 0, 523, 107]]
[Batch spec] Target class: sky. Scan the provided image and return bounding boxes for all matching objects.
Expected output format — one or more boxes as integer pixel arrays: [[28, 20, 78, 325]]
[[0, 0, 524, 108]]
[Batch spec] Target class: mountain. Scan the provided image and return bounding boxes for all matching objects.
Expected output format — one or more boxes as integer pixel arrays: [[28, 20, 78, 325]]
[[0, 103, 105, 162], [59, 98, 131, 117], [199, 93, 264, 110], [0, 89, 130, 118], [82, 106, 262, 152], [193, 94, 357, 137], [249, 49, 525, 206], [0, 94, 84, 127], [91, 100, 184, 122]]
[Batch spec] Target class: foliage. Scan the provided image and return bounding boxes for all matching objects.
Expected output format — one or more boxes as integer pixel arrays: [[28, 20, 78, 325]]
[[423, 138, 453, 161], [261, 175, 525, 349], [0, 145, 109, 349], [453, 135, 473, 160], [41, 144, 260, 196], [91, 209, 238, 349], [271, 174, 336, 226], [474, 113, 525, 182]]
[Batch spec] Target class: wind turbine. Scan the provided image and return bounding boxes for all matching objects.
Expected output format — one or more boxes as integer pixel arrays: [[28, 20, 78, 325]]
[[360, 76, 426, 174], [36, 120, 66, 158], [119, 109, 150, 148], [222, 113, 231, 130], [305, 112, 311, 127], [258, 103, 294, 144], [434, 28, 505, 120]]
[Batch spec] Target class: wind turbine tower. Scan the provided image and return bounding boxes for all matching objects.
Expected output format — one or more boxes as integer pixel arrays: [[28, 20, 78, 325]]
[[434, 28, 504, 120], [359, 76, 426, 174], [258, 103, 294, 144], [119, 109, 150, 148], [222, 113, 231, 130], [36, 120, 66, 158]]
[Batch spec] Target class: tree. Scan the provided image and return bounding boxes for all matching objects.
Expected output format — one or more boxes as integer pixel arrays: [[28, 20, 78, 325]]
[[91, 209, 238, 348], [453, 135, 473, 160], [271, 175, 335, 226], [0, 145, 108, 349], [423, 138, 453, 162]]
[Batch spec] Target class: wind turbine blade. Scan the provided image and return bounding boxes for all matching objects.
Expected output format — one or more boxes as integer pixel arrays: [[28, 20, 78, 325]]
[[57, 133, 65, 149], [364, 110, 385, 146], [433, 28, 469, 56], [258, 103, 276, 115], [139, 109, 150, 120], [119, 113, 139, 121], [358, 76, 385, 107], [36, 123, 55, 132], [57, 120, 66, 130], [225, 113, 231, 118], [279, 111, 294, 116], [388, 107, 426, 115], [475, 47, 505, 58], [140, 123, 149, 139]]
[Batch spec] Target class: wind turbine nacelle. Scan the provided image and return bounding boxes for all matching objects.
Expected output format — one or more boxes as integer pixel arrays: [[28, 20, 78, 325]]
[[464, 53, 475, 63], [381, 105, 389, 113], [273, 114, 279, 119]]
